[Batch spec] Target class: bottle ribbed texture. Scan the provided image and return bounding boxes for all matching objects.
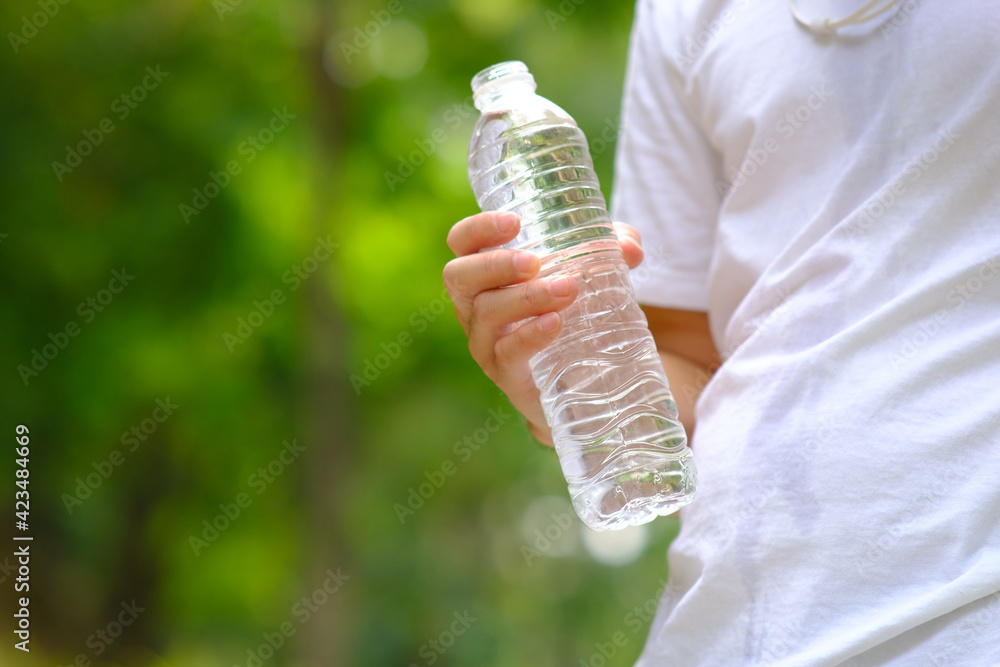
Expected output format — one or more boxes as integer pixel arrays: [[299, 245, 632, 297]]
[[468, 63, 697, 529]]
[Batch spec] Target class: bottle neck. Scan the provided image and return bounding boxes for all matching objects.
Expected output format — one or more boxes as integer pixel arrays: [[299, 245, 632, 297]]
[[471, 61, 537, 112], [473, 79, 537, 112]]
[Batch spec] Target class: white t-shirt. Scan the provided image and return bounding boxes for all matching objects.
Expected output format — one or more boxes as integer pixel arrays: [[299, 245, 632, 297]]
[[611, 1, 1000, 664]]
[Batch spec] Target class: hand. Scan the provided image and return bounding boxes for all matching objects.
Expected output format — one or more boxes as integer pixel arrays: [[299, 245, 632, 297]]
[[443, 212, 644, 445]]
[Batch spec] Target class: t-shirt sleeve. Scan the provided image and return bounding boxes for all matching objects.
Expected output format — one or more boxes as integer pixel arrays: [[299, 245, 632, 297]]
[[610, 0, 723, 312]]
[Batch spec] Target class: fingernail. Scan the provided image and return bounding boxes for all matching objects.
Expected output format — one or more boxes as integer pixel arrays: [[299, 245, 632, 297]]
[[548, 276, 573, 297], [538, 312, 560, 332], [514, 251, 537, 274], [495, 213, 518, 234]]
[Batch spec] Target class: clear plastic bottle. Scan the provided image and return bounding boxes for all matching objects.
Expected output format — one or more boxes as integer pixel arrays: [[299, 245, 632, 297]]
[[467, 61, 697, 530]]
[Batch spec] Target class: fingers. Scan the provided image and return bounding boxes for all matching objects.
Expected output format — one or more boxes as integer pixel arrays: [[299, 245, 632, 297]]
[[443, 248, 542, 335], [442, 210, 566, 449], [614, 222, 644, 270], [492, 312, 563, 376], [467, 275, 578, 366], [473, 275, 577, 331], [447, 211, 521, 257], [443, 249, 539, 301]]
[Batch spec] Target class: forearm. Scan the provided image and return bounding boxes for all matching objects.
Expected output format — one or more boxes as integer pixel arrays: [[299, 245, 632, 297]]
[[659, 350, 715, 439]]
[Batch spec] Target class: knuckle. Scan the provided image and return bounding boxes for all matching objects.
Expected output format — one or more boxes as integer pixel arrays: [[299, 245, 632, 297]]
[[513, 321, 537, 350], [448, 215, 479, 255], [521, 282, 547, 310], [469, 331, 498, 374], [484, 250, 510, 281], [495, 323, 537, 374], [445, 226, 461, 255], [442, 260, 461, 294], [493, 337, 518, 374], [469, 294, 493, 325]]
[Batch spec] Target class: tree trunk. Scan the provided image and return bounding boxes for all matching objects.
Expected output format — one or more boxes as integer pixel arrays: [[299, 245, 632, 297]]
[[296, 4, 355, 664]]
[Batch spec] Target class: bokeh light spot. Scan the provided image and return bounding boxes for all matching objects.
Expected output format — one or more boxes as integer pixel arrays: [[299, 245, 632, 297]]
[[452, 0, 527, 36], [581, 522, 649, 566], [370, 20, 428, 80]]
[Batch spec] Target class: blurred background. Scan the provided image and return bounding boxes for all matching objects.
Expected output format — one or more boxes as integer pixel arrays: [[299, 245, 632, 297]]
[[0, 1, 682, 665]]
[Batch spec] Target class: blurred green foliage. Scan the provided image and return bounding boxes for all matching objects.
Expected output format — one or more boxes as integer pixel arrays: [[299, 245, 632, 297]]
[[0, 0, 680, 665]]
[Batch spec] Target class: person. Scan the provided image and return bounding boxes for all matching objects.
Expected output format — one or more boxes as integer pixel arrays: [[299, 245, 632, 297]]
[[444, 0, 1000, 663]]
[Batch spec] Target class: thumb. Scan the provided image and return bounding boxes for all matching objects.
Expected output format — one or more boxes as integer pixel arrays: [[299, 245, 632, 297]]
[[613, 222, 644, 270]]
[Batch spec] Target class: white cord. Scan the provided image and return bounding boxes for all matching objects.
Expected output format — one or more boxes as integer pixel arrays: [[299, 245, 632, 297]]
[[789, 0, 904, 34]]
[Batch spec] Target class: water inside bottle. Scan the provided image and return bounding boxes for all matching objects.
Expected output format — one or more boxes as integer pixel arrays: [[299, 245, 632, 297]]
[[468, 77, 697, 530]]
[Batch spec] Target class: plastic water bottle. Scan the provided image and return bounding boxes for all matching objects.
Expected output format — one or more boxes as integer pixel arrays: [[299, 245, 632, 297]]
[[466, 61, 697, 530]]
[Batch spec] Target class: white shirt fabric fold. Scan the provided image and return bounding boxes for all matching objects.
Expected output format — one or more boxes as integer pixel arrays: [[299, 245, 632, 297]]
[[611, 1, 1000, 664]]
